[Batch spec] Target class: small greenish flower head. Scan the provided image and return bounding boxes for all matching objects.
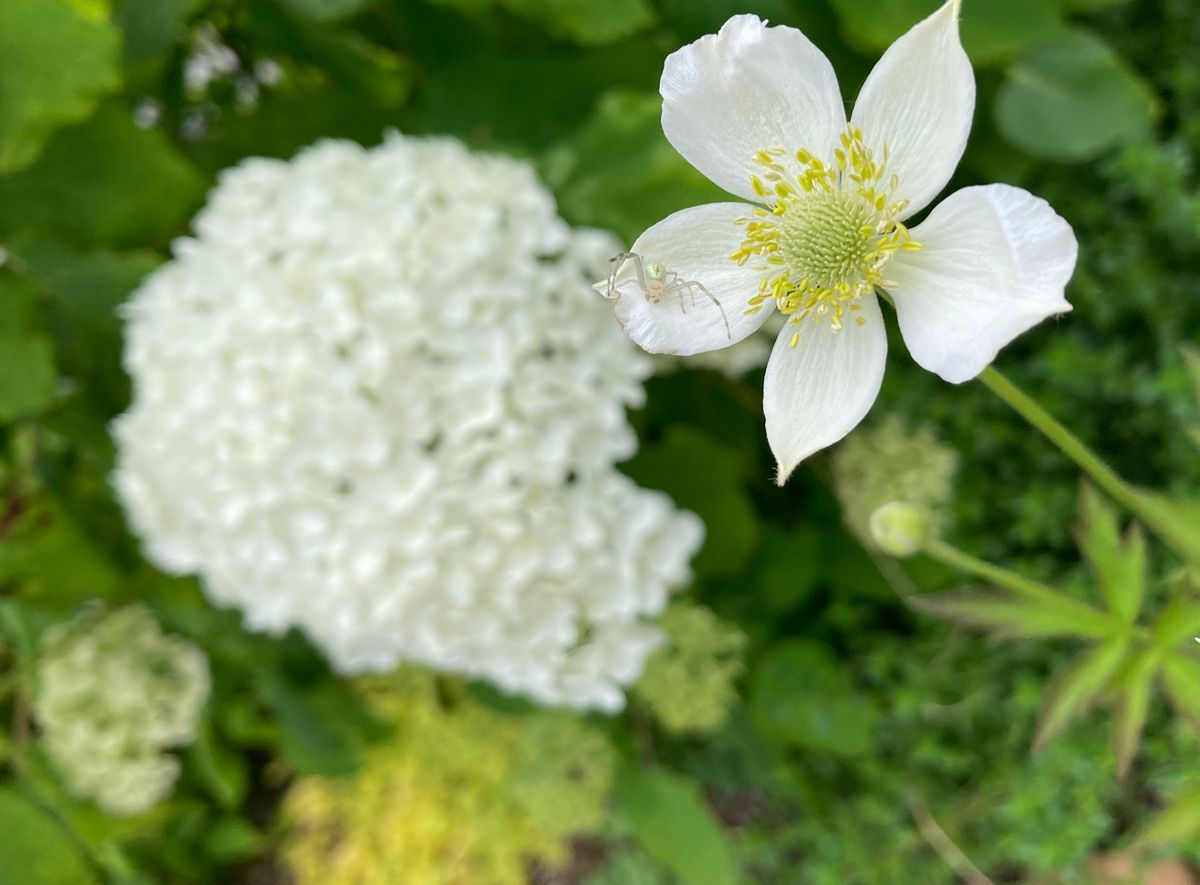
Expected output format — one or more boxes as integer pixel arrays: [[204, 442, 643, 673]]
[[601, 0, 1077, 484], [33, 604, 209, 817]]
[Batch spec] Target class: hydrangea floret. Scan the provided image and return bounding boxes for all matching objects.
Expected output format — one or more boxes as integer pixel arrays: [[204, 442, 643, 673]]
[[33, 605, 210, 816], [113, 134, 703, 712], [601, 0, 1078, 483]]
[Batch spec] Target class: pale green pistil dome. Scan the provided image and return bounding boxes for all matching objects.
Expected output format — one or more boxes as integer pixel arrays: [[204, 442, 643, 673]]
[[733, 125, 923, 344], [778, 190, 877, 289]]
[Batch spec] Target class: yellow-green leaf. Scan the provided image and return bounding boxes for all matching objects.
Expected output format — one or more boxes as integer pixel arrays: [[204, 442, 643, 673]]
[[1112, 651, 1158, 778], [1134, 786, 1200, 850], [1034, 636, 1128, 750], [0, 0, 120, 172], [911, 590, 1115, 640], [1160, 654, 1200, 732], [1077, 483, 1146, 623]]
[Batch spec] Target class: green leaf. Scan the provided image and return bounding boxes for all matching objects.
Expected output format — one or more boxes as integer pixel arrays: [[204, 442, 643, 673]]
[[911, 589, 1115, 639], [504, 0, 655, 46], [748, 639, 879, 756], [1034, 636, 1128, 750], [203, 817, 263, 864], [1160, 654, 1200, 731], [617, 766, 736, 885], [0, 501, 123, 602], [0, 102, 204, 248], [1125, 489, 1200, 567], [1076, 483, 1146, 623], [256, 669, 388, 776], [1151, 598, 1200, 651], [407, 44, 661, 153], [276, 0, 377, 21], [995, 29, 1157, 161], [621, 426, 759, 580], [0, 0, 120, 172], [116, 0, 201, 66], [0, 789, 99, 885], [543, 91, 726, 243], [187, 721, 249, 810], [825, 0, 1061, 65], [1134, 786, 1200, 849], [1111, 650, 1158, 777], [0, 333, 56, 421]]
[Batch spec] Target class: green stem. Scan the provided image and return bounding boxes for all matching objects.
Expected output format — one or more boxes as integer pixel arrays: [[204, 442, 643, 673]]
[[976, 367, 1200, 565], [978, 367, 1138, 511], [922, 537, 1064, 603]]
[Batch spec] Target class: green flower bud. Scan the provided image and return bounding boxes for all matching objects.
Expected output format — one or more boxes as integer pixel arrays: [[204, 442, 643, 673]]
[[869, 501, 929, 557], [832, 413, 957, 550]]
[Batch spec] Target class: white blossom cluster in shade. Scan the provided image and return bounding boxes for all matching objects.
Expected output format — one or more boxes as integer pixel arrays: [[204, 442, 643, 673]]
[[33, 605, 210, 817], [113, 134, 704, 712]]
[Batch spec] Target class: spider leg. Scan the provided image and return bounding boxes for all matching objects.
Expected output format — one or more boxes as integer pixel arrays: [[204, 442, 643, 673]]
[[605, 251, 648, 301], [671, 280, 732, 340]]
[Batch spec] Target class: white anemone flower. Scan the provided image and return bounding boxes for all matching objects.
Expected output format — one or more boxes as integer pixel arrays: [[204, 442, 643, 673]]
[[600, 0, 1078, 483]]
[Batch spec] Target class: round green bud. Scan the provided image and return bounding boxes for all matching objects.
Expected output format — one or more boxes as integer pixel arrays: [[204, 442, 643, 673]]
[[868, 501, 928, 557]]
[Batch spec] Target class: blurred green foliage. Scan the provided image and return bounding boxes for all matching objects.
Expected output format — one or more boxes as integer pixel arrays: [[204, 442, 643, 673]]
[[1, 0, 1199, 882]]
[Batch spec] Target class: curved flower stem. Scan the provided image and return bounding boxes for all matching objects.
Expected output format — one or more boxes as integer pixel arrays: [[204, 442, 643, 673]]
[[977, 367, 1198, 560], [978, 367, 1135, 508], [921, 536, 1063, 603]]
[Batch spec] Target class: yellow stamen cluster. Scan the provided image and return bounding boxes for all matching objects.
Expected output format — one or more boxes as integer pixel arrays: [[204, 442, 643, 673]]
[[732, 125, 922, 346]]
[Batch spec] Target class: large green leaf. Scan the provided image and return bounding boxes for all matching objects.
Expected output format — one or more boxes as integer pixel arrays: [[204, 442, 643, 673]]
[[505, 0, 655, 46], [995, 29, 1157, 161], [0, 103, 204, 248], [0, 0, 120, 172], [1034, 636, 1128, 750], [0, 789, 100, 885], [748, 639, 879, 755], [617, 766, 736, 885]]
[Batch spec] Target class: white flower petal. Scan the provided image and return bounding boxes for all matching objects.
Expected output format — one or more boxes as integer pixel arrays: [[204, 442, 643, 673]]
[[606, 202, 774, 356], [888, 184, 1077, 384], [850, 0, 974, 219], [763, 295, 888, 484], [661, 15, 846, 202]]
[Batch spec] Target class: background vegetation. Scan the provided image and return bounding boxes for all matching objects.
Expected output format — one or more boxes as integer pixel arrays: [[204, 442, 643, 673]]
[[1, 0, 1198, 882]]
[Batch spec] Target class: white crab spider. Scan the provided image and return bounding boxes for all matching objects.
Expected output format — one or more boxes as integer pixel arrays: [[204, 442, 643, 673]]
[[601, 251, 732, 340]]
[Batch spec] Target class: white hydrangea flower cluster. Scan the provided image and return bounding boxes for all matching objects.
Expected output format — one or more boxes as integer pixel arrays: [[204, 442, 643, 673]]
[[33, 605, 210, 817], [114, 134, 703, 712]]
